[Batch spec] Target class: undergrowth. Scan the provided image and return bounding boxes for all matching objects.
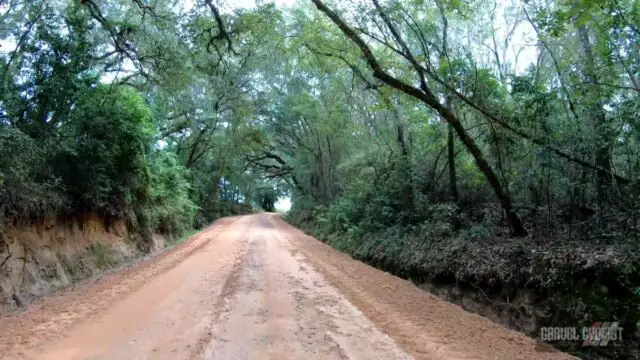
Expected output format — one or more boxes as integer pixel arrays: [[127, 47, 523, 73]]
[[288, 204, 640, 359]]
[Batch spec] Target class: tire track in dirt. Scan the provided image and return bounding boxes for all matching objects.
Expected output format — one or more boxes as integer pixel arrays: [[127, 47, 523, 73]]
[[189, 221, 252, 359], [195, 214, 412, 360]]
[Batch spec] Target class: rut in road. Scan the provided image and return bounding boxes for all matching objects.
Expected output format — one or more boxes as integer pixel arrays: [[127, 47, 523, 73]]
[[0, 214, 576, 360]]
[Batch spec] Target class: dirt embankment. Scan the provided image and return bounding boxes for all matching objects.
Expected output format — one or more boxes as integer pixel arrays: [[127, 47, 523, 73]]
[[0, 213, 165, 312]]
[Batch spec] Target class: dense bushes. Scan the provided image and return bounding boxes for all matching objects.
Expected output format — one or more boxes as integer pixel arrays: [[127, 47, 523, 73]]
[[54, 87, 155, 216], [0, 85, 197, 240], [146, 151, 197, 236], [0, 127, 65, 226]]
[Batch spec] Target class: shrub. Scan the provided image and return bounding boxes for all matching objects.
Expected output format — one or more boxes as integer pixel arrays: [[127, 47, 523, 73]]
[[0, 126, 66, 225], [146, 151, 197, 236], [50, 86, 154, 218]]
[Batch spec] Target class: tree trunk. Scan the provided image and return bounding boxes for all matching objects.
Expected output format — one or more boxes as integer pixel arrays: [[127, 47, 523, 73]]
[[441, 107, 526, 236], [436, 0, 458, 203], [578, 25, 613, 200], [388, 97, 414, 214], [447, 121, 459, 202], [397, 124, 408, 157]]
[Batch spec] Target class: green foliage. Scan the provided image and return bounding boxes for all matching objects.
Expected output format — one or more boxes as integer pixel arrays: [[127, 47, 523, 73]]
[[0, 126, 65, 224], [253, 187, 279, 212], [146, 151, 197, 236], [0, 1, 213, 239], [55, 86, 154, 216]]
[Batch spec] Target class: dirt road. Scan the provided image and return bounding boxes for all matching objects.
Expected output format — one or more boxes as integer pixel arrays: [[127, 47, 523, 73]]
[[0, 214, 575, 360]]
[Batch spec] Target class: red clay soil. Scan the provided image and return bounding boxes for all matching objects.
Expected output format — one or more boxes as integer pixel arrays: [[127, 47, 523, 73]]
[[0, 214, 576, 359]]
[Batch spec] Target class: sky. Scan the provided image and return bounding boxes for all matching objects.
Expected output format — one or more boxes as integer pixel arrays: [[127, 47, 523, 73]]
[[275, 197, 292, 212]]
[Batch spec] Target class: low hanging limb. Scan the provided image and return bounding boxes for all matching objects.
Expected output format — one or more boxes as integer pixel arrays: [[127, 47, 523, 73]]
[[385, 0, 631, 185], [311, 0, 633, 187], [425, 68, 633, 185], [310, 0, 530, 236], [246, 150, 303, 191]]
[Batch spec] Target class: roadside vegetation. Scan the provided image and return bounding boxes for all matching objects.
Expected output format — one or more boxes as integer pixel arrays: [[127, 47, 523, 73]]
[[1, 0, 639, 357], [0, 1, 268, 247]]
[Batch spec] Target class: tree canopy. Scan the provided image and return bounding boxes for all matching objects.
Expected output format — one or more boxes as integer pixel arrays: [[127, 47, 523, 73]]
[[1, 0, 640, 355]]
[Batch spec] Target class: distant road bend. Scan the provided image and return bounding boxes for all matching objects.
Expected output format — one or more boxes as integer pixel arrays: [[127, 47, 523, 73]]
[[0, 214, 576, 360]]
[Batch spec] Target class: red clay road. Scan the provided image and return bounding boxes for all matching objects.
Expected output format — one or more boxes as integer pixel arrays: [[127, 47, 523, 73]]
[[0, 213, 576, 360]]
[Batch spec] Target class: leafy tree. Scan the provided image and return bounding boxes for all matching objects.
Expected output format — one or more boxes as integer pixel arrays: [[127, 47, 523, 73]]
[[55, 86, 154, 216]]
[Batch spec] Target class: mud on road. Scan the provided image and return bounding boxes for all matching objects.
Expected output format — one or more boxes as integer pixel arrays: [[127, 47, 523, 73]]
[[0, 214, 576, 360]]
